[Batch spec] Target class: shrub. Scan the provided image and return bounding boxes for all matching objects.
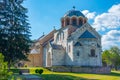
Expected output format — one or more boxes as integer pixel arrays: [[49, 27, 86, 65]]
[[24, 64, 27, 67], [0, 53, 13, 79], [35, 69, 39, 73], [35, 69, 43, 74], [38, 69, 43, 74]]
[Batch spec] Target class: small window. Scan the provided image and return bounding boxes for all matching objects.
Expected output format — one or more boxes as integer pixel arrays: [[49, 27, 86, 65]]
[[77, 51, 80, 56], [79, 19, 83, 26], [72, 18, 77, 25], [66, 18, 70, 25], [91, 49, 95, 57]]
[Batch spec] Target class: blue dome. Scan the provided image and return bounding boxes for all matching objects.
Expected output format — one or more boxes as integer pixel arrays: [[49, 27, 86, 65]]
[[64, 10, 85, 17]]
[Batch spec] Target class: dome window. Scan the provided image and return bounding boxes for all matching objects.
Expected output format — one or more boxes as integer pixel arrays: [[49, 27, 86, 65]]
[[66, 18, 70, 25], [79, 18, 83, 26], [61, 19, 64, 27], [72, 18, 77, 25]]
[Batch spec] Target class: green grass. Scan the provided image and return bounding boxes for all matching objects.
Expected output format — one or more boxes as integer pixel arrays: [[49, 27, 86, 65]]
[[10, 67, 120, 80]]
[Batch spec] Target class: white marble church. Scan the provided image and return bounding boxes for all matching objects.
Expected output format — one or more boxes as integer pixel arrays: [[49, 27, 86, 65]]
[[25, 8, 102, 67]]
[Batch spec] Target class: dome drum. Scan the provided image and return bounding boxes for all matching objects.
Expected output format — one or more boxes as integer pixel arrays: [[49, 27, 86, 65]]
[[61, 9, 87, 28]]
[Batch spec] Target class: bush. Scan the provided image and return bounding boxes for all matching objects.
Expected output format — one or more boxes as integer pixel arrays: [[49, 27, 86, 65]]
[[35, 69, 39, 73], [24, 64, 27, 67], [35, 69, 43, 74], [0, 53, 13, 79], [38, 69, 43, 74]]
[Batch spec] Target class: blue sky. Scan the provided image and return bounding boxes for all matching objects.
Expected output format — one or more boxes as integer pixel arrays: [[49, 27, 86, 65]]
[[23, 0, 120, 50]]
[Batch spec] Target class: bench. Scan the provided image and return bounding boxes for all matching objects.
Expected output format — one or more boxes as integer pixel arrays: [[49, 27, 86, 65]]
[[19, 69, 29, 75]]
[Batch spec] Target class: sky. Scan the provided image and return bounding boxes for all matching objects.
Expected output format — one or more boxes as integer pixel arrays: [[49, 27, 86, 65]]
[[23, 0, 120, 50]]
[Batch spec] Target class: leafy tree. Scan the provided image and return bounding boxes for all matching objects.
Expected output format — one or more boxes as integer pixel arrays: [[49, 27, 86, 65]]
[[102, 46, 120, 70], [109, 46, 120, 70], [102, 50, 112, 66], [0, 53, 12, 79], [0, 0, 31, 70]]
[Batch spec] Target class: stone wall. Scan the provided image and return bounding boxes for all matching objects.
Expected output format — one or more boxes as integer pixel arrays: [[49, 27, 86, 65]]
[[52, 50, 65, 66], [24, 54, 41, 67], [49, 66, 111, 74]]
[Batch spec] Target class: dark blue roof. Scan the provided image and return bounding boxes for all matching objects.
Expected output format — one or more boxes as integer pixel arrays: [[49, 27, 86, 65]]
[[74, 42, 82, 46], [64, 10, 85, 17], [79, 30, 96, 38]]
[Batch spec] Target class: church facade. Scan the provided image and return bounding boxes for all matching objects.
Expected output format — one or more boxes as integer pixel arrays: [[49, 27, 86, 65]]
[[24, 8, 102, 67]]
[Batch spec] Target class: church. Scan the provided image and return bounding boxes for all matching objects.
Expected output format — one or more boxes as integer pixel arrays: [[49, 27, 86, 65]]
[[24, 8, 102, 67]]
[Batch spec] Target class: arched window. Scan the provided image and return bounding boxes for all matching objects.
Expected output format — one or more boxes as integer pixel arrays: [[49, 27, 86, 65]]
[[84, 19, 87, 23], [79, 19, 83, 26], [72, 18, 77, 25], [66, 18, 70, 25], [61, 20, 64, 27], [77, 51, 80, 56], [91, 49, 95, 57]]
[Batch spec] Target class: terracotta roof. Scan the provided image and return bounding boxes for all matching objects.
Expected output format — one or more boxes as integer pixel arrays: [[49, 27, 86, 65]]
[[39, 29, 56, 46], [68, 26, 77, 37]]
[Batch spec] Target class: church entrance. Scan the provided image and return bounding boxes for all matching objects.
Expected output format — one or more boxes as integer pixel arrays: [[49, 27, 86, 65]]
[[47, 52, 52, 67]]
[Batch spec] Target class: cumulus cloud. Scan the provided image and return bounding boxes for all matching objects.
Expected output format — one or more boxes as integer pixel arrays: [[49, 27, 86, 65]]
[[82, 10, 96, 19], [92, 4, 120, 31], [102, 30, 120, 50]]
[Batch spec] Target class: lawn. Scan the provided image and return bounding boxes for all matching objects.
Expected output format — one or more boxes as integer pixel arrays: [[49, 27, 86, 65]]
[[10, 67, 120, 80], [41, 71, 120, 80]]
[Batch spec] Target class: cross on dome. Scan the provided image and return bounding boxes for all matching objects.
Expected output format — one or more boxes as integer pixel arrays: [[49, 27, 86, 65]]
[[73, 6, 75, 10]]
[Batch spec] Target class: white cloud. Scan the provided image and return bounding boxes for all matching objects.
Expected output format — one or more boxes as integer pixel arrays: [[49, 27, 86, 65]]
[[102, 30, 120, 50], [82, 10, 96, 19], [92, 4, 120, 31]]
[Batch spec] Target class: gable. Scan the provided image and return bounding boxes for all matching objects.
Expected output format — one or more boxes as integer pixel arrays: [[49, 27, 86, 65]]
[[74, 42, 82, 46], [79, 30, 96, 38], [30, 49, 39, 54]]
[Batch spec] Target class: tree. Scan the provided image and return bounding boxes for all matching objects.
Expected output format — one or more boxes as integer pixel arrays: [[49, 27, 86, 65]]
[[0, 0, 31, 70], [102, 46, 120, 70], [109, 46, 120, 70], [102, 50, 112, 66], [0, 53, 12, 79]]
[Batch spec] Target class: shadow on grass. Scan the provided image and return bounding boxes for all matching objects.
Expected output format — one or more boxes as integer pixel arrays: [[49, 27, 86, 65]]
[[38, 74, 98, 80], [99, 71, 120, 77], [74, 71, 120, 77]]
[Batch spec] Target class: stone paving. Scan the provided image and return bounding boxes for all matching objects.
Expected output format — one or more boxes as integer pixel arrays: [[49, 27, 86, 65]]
[[23, 74, 42, 80]]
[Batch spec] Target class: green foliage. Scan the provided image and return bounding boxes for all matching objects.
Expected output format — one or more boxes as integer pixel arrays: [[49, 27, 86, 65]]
[[24, 64, 27, 67], [10, 69, 20, 73], [35, 69, 43, 74], [0, 0, 32, 69], [102, 50, 112, 66], [102, 46, 120, 70], [0, 53, 13, 79], [35, 69, 39, 73], [38, 69, 43, 74]]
